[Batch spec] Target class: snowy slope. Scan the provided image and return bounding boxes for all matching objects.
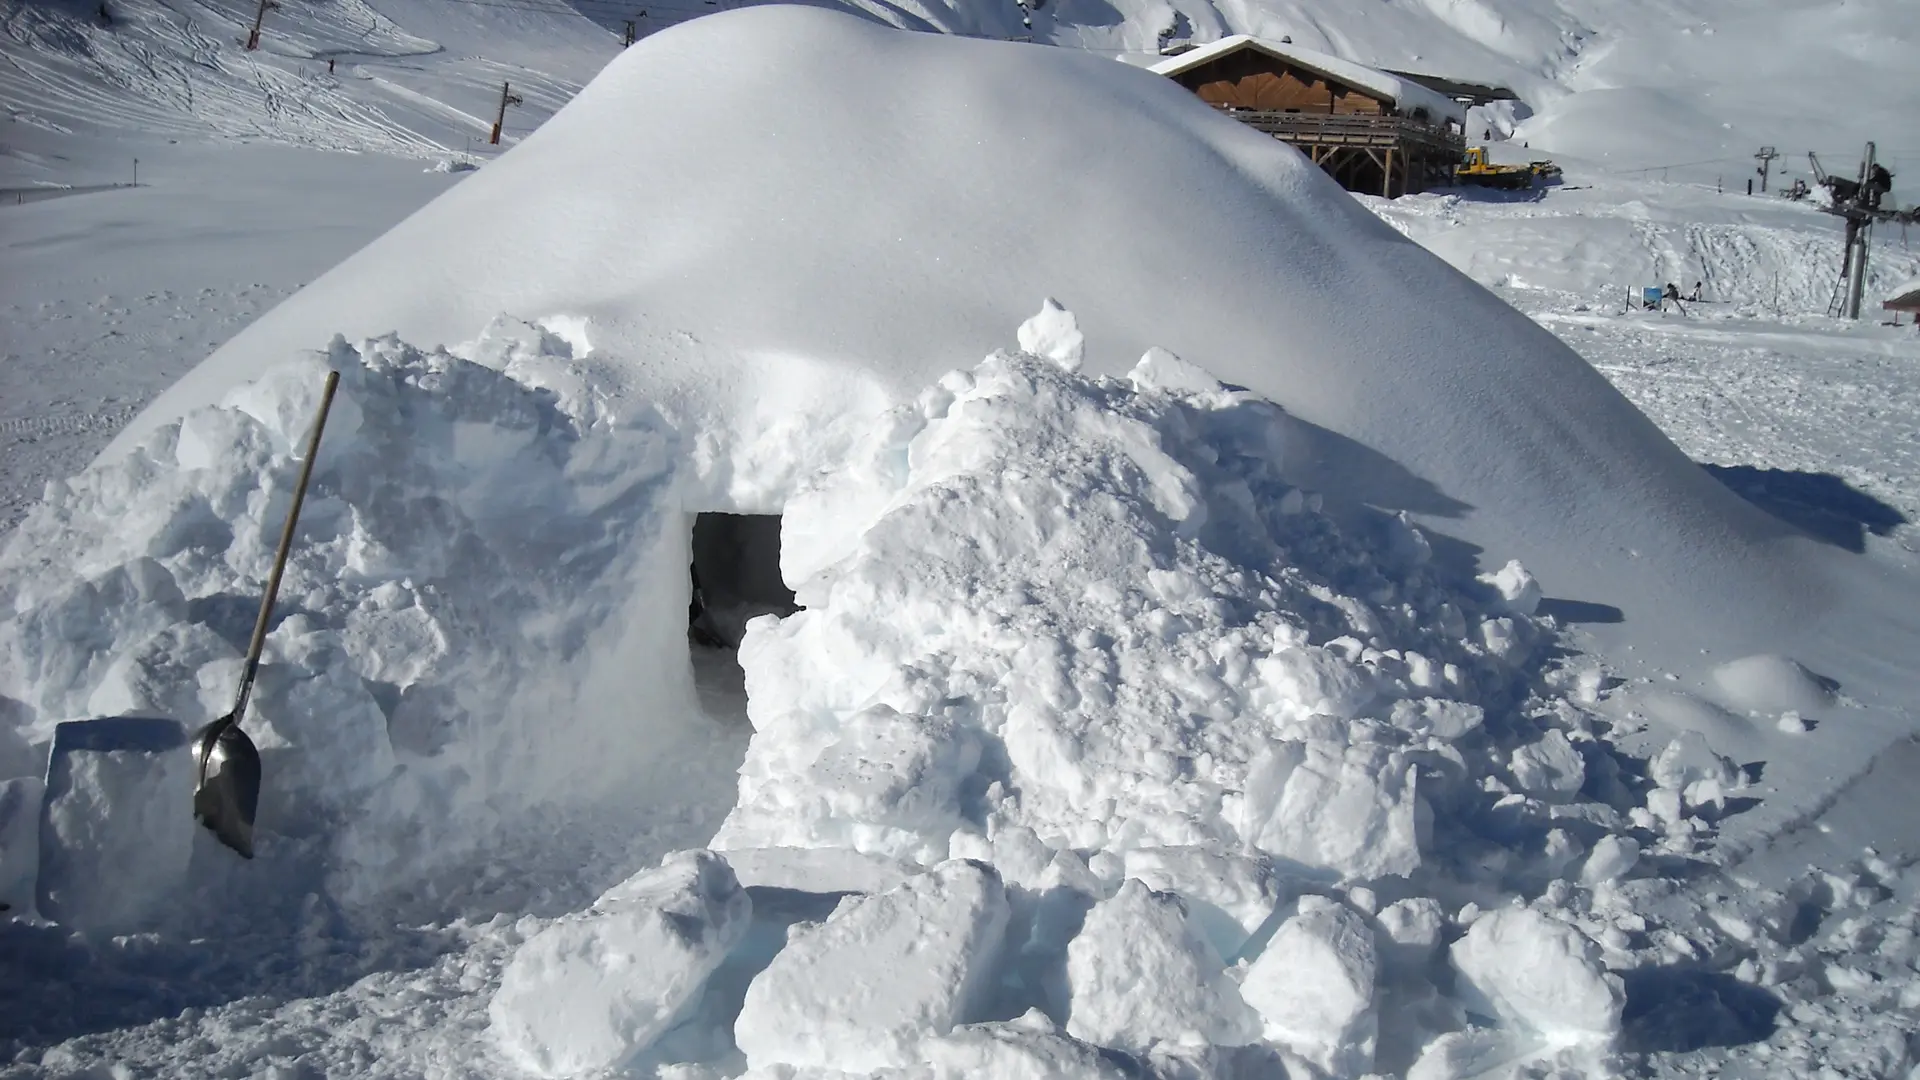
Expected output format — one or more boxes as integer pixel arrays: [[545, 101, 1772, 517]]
[[1, 0, 617, 168], [7, 0, 1916, 182]]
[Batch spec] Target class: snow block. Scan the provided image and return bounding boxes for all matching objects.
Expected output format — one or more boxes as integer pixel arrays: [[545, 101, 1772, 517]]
[[0, 777, 45, 913], [489, 849, 751, 1078], [1449, 906, 1624, 1046], [1121, 846, 1285, 962], [248, 657, 398, 828], [1648, 731, 1739, 793], [1016, 298, 1085, 372], [0, 559, 188, 735], [1238, 734, 1425, 880], [1239, 897, 1379, 1076], [735, 859, 1010, 1073], [1377, 896, 1446, 973], [1477, 559, 1541, 617], [1509, 729, 1585, 798], [1065, 878, 1260, 1052], [718, 704, 981, 863], [84, 622, 237, 723], [1578, 836, 1640, 886], [36, 716, 193, 934]]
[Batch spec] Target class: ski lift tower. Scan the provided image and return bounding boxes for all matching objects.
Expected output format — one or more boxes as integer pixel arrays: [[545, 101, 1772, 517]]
[[1809, 142, 1919, 318]]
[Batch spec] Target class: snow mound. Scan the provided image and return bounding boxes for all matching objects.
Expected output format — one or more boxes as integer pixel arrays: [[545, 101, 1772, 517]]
[[1710, 653, 1836, 716], [7, 304, 1900, 1074], [113, 5, 1834, 658], [489, 849, 751, 1077]]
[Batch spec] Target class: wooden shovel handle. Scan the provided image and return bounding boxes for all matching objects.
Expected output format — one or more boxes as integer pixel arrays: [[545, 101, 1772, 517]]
[[229, 370, 340, 727]]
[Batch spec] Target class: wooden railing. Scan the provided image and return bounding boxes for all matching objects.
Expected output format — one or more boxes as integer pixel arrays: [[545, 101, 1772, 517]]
[[1215, 108, 1465, 152]]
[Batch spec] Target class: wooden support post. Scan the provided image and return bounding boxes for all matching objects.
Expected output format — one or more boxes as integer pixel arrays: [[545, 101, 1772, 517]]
[[244, 0, 277, 49], [1383, 146, 1395, 197], [490, 81, 523, 145]]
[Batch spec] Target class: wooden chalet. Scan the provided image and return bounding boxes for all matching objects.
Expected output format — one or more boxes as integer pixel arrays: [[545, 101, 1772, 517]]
[[1151, 36, 1467, 198], [1885, 280, 1920, 326]]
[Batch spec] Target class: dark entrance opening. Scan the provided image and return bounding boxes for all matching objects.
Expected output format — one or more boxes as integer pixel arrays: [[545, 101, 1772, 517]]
[[688, 513, 798, 649]]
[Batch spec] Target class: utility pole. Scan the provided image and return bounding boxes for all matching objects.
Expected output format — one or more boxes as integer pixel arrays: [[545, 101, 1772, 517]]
[[490, 81, 522, 145], [245, 0, 277, 50], [1754, 146, 1777, 193]]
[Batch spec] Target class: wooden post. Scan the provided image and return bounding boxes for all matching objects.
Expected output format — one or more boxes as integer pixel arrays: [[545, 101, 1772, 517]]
[[490, 81, 523, 145], [244, 0, 277, 49], [1383, 146, 1395, 197]]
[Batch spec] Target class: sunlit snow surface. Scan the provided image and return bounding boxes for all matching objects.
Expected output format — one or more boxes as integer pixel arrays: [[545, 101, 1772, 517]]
[[2, 3, 1920, 1080]]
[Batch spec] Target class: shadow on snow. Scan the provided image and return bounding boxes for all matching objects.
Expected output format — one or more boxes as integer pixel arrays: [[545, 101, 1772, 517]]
[[1702, 464, 1908, 554]]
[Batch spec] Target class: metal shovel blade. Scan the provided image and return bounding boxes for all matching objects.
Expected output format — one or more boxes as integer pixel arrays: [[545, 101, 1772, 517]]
[[191, 713, 260, 859]]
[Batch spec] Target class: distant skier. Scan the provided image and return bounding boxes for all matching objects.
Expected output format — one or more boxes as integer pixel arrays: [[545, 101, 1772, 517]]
[[1662, 282, 1687, 314], [1687, 280, 1702, 302]]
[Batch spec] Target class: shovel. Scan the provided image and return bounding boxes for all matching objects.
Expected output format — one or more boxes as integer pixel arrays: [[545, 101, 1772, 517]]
[[191, 369, 341, 859]]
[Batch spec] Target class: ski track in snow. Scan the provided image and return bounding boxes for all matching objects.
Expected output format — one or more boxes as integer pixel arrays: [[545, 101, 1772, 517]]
[[0, 287, 289, 532], [0, 0, 591, 156], [1533, 308, 1920, 558]]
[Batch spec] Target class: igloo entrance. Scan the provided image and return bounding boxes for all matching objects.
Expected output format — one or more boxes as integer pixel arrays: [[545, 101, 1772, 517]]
[[687, 513, 799, 725]]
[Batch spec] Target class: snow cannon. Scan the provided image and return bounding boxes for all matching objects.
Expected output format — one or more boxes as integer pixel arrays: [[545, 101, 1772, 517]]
[[37, 716, 195, 933]]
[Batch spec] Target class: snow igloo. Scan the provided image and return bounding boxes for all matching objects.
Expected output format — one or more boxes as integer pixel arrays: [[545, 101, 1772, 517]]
[[13, 3, 1904, 932]]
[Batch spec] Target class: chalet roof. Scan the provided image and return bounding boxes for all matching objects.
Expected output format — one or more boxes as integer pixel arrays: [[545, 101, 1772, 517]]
[[1149, 35, 1467, 127]]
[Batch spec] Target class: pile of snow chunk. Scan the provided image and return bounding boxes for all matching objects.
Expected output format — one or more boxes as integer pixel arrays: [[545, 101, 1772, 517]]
[[717, 322, 1558, 882], [0, 325, 708, 902], [690, 310, 1668, 1075]]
